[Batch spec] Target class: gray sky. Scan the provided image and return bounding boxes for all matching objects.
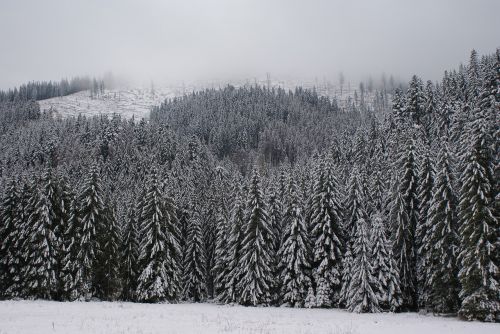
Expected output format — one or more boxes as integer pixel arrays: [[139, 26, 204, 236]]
[[1, 0, 499, 89]]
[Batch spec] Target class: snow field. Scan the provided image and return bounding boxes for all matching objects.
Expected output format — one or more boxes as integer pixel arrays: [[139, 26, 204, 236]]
[[0, 301, 498, 334]]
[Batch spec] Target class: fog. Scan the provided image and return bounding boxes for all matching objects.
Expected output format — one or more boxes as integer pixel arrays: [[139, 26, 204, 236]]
[[1, 0, 499, 89]]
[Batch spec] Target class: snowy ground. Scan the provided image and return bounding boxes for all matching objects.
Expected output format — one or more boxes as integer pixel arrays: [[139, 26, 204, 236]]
[[0, 301, 497, 334], [38, 87, 181, 120]]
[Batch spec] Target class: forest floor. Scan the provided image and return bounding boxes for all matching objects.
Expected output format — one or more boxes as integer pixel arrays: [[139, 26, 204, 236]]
[[0, 300, 497, 334]]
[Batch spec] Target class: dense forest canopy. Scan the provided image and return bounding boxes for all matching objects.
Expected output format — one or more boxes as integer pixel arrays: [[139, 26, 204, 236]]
[[0, 49, 498, 322]]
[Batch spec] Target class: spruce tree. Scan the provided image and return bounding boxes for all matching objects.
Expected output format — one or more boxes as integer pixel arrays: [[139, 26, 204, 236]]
[[22, 171, 61, 299], [370, 213, 394, 311], [120, 204, 139, 301], [457, 104, 499, 321], [310, 158, 344, 307], [339, 242, 353, 308], [390, 139, 419, 310], [95, 205, 121, 300], [237, 169, 274, 306], [347, 218, 380, 313], [218, 184, 245, 303], [60, 195, 81, 301], [0, 179, 19, 297], [136, 169, 181, 302], [278, 177, 312, 307], [77, 163, 107, 300], [212, 208, 229, 298], [416, 147, 435, 308], [182, 208, 207, 301], [425, 141, 460, 313]]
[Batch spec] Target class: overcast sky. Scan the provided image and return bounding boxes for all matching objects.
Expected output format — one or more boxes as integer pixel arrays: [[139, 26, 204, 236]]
[[1, 0, 499, 89]]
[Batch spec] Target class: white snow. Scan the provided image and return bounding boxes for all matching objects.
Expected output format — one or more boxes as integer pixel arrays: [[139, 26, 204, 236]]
[[38, 88, 179, 120], [0, 300, 498, 334]]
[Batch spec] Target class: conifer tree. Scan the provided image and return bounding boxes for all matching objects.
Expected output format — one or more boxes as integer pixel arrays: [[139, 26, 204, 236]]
[[347, 218, 379, 313], [390, 139, 419, 310], [310, 158, 344, 307], [77, 163, 107, 299], [182, 208, 207, 301], [0, 179, 19, 297], [416, 147, 435, 308], [344, 167, 368, 247], [218, 185, 245, 303], [457, 98, 499, 321], [120, 204, 139, 301], [212, 208, 229, 297], [339, 243, 353, 308], [136, 169, 181, 302], [370, 213, 394, 310], [60, 195, 81, 301], [22, 171, 61, 299], [278, 177, 312, 307], [95, 205, 121, 300], [425, 141, 460, 313], [237, 169, 274, 306]]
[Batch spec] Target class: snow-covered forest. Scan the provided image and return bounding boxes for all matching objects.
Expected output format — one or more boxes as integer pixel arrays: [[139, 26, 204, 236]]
[[0, 48, 498, 325]]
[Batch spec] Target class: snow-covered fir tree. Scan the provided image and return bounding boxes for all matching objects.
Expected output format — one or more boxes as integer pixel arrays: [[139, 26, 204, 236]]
[[346, 217, 380, 313], [136, 168, 181, 303], [182, 207, 207, 301], [236, 169, 274, 306], [390, 139, 419, 310], [416, 146, 435, 308], [218, 184, 246, 303], [76, 163, 107, 300], [424, 140, 460, 313], [60, 195, 81, 301], [310, 158, 344, 307], [457, 86, 499, 322], [120, 203, 139, 301], [370, 212, 398, 311], [278, 177, 312, 307], [0, 179, 19, 298]]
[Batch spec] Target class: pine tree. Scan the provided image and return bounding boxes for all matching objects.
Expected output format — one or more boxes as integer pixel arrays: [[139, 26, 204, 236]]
[[120, 204, 139, 301], [22, 171, 61, 299], [278, 177, 312, 307], [218, 184, 245, 303], [457, 99, 499, 321], [136, 169, 181, 303], [390, 139, 419, 310], [60, 195, 81, 301], [95, 205, 121, 300], [344, 167, 368, 247], [370, 213, 395, 311], [406, 75, 425, 126], [237, 169, 274, 306], [347, 217, 379, 313], [0, 179, 19, 297], [212, 207, 229, 297], [77, 163, 107, 300], [386, 246, 404, 312], [182, 208, 207, 301], [425, 141, 460, 313], [416, 147, 435, 308], [310, 158, 344, 307], [304, 286, 316, 308], [339, 243, 353, 308]]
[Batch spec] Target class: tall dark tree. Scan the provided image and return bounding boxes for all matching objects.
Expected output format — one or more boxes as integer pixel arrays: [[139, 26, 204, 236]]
[[236, 169, 274, 306], [136, 169, 181, 303]]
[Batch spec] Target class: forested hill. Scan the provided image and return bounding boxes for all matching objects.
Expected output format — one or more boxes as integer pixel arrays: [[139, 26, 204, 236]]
[[151, 85, 371, 165], [0, 49, 498, 322]]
